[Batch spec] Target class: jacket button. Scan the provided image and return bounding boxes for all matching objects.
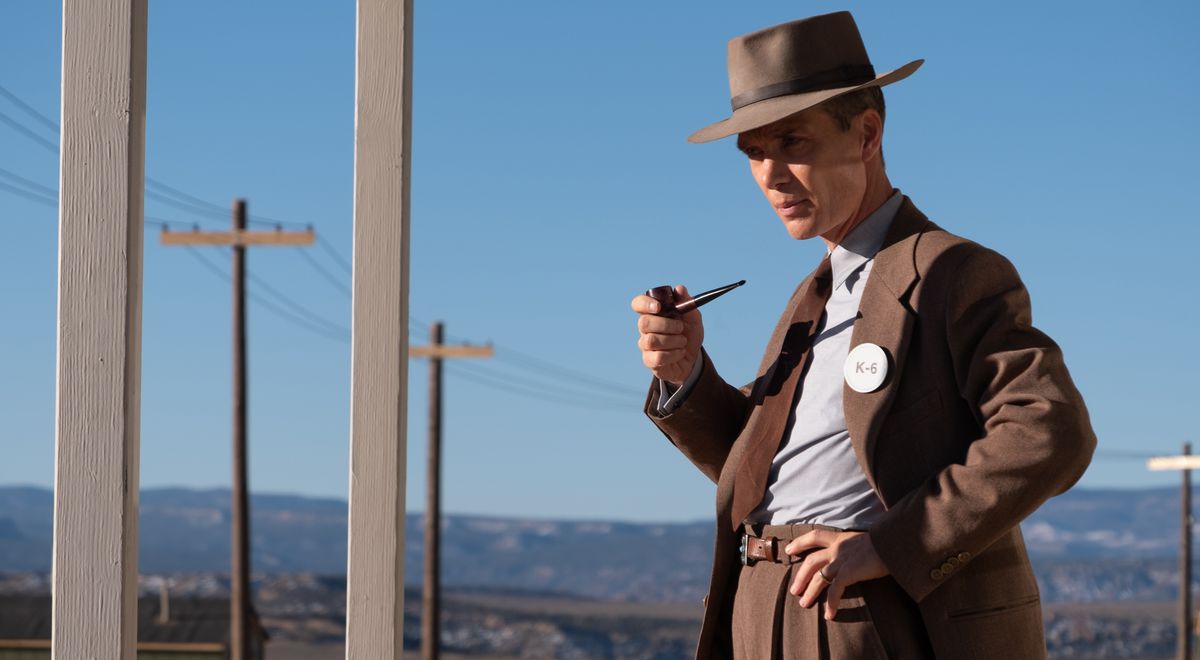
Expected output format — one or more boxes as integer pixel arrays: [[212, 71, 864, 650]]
[[930, 569, 943, 580], [958, 551, 971, 562], [940, 562, 954, 574], [946, 557, 960, 567]]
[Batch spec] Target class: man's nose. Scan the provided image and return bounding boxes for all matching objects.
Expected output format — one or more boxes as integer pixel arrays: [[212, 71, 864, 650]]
[[759, 158, 791, 190]]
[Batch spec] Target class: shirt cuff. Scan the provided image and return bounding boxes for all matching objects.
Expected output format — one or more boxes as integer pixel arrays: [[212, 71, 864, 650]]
[[656, 357, 703, 416]]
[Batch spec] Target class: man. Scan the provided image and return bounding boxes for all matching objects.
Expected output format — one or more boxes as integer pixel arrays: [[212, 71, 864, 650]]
[[630, 12, 1095, 660]]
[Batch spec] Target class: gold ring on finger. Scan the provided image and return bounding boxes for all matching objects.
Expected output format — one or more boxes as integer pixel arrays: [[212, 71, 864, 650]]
[[818, 567, 834, 584]]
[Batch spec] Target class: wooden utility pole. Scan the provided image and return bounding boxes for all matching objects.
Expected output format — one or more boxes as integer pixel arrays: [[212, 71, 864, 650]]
[[1148, 442, 1197, 660], [161, 200, 314, 660], [417, 322, 492, 660], [230, 199, 250, 660], [1186, 443, 1194, 660]]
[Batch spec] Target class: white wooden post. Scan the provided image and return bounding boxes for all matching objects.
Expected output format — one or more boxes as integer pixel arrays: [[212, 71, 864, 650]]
[[346, 0, 413, 656], [52, 0, 148, 658]]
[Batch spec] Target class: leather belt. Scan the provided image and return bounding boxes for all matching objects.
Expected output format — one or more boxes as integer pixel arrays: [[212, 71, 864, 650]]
[[739, 533, 803, 566]]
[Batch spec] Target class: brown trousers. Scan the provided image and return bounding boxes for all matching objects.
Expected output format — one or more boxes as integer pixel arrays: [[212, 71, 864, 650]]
[[732, 524, 934, 660]]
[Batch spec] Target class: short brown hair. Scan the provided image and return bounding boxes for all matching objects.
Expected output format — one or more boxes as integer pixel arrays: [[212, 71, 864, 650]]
[[820, 86, 886, 131], [821, 86, 885, 167]]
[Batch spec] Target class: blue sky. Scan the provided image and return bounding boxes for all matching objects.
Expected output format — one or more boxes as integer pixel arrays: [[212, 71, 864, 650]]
[[1, 1, 1197, 523]]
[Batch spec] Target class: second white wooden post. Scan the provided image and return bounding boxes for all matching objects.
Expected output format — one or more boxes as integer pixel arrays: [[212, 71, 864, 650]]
[[345, 0, 414, 656], [52, 0, 148, 658]]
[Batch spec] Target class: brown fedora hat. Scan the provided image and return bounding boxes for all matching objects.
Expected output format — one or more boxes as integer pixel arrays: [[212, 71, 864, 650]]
[[689, 11, 923, 144]]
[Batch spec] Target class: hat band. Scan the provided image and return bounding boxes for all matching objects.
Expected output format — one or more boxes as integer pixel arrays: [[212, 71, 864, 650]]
[[730, 64, 877, 111]]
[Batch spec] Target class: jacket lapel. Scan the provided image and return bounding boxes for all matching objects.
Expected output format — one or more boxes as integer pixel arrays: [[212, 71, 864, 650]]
[[716, 273, 818, 524], [844, 198, 928, 491]]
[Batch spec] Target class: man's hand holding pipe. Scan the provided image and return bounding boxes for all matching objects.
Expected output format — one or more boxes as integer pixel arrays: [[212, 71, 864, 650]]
[[631, 285, 704, 385]]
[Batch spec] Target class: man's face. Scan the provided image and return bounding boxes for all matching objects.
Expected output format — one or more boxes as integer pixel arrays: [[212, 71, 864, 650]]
[[737, 107, 873, 242]]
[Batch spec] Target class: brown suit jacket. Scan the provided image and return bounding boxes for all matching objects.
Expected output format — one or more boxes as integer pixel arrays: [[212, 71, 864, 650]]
[[645, 198, 1096, 659]]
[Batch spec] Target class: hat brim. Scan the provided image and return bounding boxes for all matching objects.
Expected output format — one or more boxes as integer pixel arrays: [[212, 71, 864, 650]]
[[687, 59, 924, 144]]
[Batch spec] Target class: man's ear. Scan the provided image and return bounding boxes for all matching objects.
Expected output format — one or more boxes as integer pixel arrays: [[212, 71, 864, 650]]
[[859, 109, 884, 164]]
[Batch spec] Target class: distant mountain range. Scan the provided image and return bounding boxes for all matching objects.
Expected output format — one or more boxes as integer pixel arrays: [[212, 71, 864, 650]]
[[0, 485, 1189, 602]]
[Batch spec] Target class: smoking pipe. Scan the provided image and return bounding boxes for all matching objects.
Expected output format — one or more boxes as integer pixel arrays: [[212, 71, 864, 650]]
[[645, 280, 746, 318]]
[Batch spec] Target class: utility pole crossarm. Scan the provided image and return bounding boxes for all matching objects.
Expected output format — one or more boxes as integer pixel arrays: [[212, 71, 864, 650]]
[[410, 344, 494, 359], [160, 227, 315, 246], [1149, 456, 1200, 471]]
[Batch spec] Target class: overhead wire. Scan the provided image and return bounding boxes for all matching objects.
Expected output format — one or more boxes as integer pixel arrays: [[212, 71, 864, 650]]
[[179, 254, 639, 409], [297, 248, 352, 298], [0, 83, 58, 132], [2, 80, 646, 410], [0, 179, 55, 208], [182, 246, 352, 344], [0, 108, 57, 153], [0, 165, 56, 197], [0, 83, 311, 226], [453, 359, 639, 407], [144, 188, 230, 222], [244, 267, 350, 339], [0, 163, 215, 231], [0, 82, 328, 231], [145, 178, 231, 215], [445, 361, 633, 412], [317, 234, 353, 276], [489, 342, 641, 399]]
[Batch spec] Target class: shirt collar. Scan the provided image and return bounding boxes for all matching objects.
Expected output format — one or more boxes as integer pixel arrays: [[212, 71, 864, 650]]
[[828, 190, 903, 291]]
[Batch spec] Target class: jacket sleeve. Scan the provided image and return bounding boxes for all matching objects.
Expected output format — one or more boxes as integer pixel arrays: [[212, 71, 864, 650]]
[[644, 350, 752, 484], [869, 247, 1097, 602]]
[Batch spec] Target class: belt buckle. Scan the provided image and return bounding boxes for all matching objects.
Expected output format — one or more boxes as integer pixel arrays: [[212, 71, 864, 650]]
[[739, 534, 757, 566]]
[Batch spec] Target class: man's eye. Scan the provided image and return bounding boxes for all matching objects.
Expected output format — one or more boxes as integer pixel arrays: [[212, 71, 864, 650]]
[[743, 147, 764, 160], [782, 135, 805, 148]]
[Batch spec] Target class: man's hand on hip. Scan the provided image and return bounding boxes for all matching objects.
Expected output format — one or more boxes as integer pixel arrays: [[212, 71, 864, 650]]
[[631, 285, 704, 385], [785, 529, 890, 620]]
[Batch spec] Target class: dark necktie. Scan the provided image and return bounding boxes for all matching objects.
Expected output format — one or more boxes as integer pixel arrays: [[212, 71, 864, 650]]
[[729, 254, 834, 530]]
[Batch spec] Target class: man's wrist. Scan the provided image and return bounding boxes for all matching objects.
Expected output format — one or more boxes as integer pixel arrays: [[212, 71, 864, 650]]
[[657, 355, 704, 416]]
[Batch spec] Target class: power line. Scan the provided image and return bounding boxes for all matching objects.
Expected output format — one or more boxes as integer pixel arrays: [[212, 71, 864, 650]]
[[298, 248, 352, 298], [441, 325, 642, 400], [0, 167, 212, 231], [145, 178, 230, 215], [4, 185, 637, 407], [246, 214, 310, 230], [145, 179, 310, 230], [451, 359, 640, 407], [145, 188, 230, 222], [186, 249, 635, 408], [492, 343, 641, 399], [415, 318, 642, 407], [0, 107, 57, 153], [317, 235, 353, 276], [0, 82, 59, 132], [183, 246, 351, 343], [245, 267, 350, 338], [1, 81, 351, 273], [0, 180, 55, 208], [2, 80, 641, 408], [0, 165, 56, 197], [445, 361, 633, 412], [0, 83, 314, 229]]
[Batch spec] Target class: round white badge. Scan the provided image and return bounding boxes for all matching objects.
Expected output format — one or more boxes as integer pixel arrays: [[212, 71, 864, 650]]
[[844, 343, 889, 393]]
